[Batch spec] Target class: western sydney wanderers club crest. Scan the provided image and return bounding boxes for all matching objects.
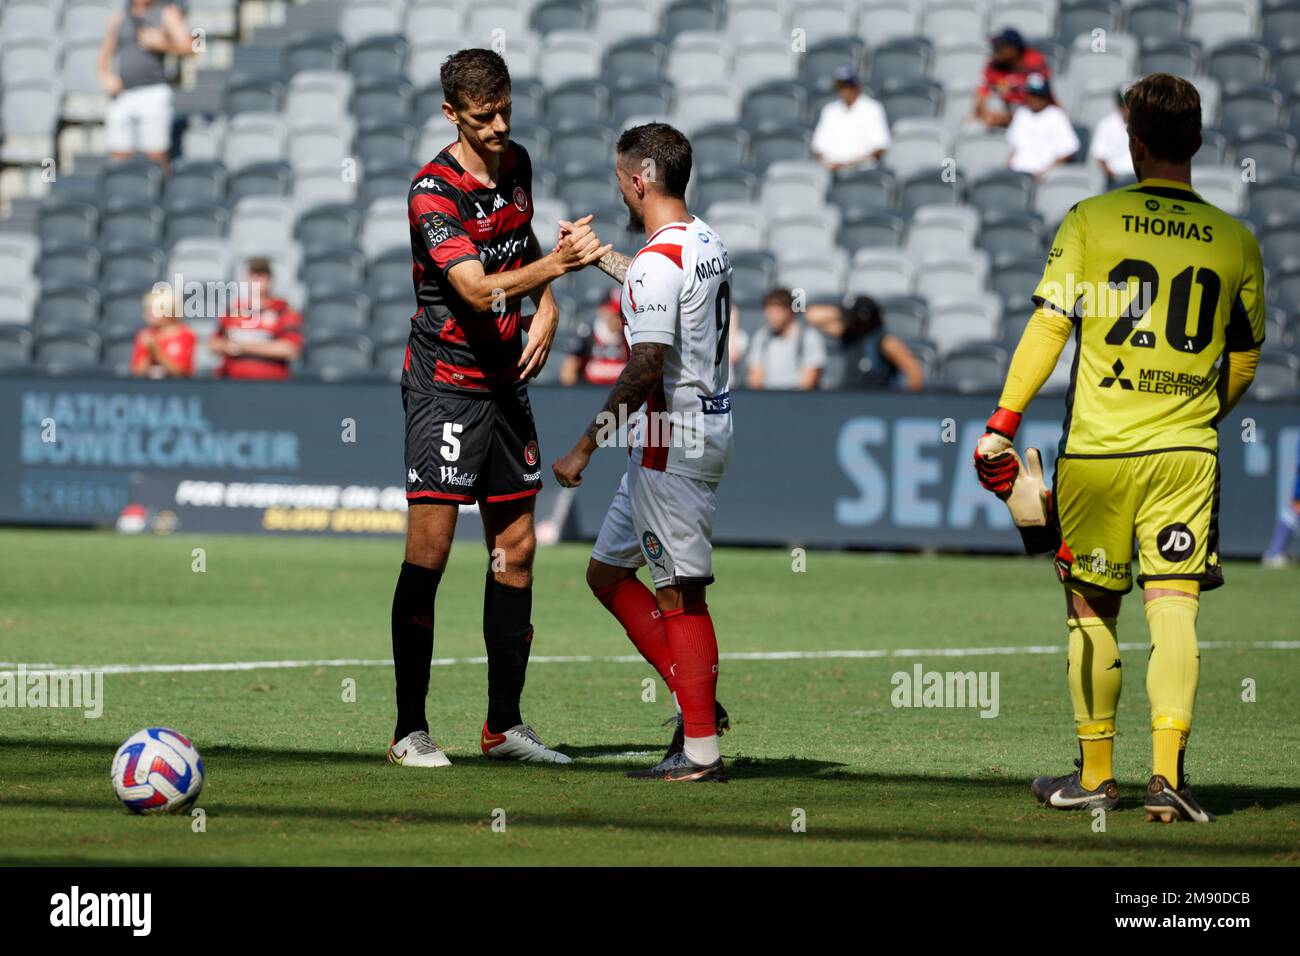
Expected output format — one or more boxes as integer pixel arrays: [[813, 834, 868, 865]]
[[524, 440, 539, 467], [512, 186, 528, 212]]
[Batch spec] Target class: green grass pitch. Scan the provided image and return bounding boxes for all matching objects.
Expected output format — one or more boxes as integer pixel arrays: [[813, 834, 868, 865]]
[[1, 528, 1297, 866]]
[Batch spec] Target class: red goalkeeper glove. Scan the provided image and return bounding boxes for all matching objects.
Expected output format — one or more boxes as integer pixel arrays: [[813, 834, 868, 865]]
[[973, 407, 1022, 496]]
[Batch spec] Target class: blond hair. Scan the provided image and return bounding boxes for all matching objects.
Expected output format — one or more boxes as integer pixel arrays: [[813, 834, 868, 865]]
[[144, 284, 178, 321]]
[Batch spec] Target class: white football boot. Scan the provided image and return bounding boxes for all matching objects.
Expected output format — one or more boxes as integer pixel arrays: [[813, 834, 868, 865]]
[[480, 722, 573, 763], [387, 730, 451, 768]]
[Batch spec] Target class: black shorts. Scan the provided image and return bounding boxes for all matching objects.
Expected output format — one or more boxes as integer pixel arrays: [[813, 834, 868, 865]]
[[403, 385, 543, 505]]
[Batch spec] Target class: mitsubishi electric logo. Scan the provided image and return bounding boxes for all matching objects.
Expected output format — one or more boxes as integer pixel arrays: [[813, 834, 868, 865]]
[[1099, 359, 1134, 390]]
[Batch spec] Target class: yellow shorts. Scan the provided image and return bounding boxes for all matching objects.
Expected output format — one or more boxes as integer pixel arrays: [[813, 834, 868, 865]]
[[1053, 449, 1223, 594]]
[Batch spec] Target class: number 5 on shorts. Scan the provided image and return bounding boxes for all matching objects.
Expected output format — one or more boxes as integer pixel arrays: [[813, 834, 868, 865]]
[[441, 422, 463, 461]]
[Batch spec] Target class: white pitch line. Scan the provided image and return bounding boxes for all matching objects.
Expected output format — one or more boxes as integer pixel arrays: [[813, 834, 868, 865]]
[[2, 639, 1299, 676]]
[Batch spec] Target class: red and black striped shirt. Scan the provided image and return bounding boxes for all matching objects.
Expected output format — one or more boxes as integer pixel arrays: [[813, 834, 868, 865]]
[[404, 140, 535, 395]]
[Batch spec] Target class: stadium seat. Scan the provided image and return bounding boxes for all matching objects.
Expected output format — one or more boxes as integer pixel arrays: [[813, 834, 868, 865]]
[[882, 80, 945, 125], [741, 80, 810, 131], [1221, 85, 1286, 139], [840, 210, 906, 251], [40, 241, 101, 286], [547, 122, 618, 174], [1057, 0, 1123, 44], [0, 234, 39, 280], [701, 202, 766, 253], [898, 171, 964, 217], [165, 161, 228, 210], [672, 81, 742, 133], [750, 124, 812, 171], [759, 161, 831, 215], [309, 288, 373, 334], [539, 30, 603, 86], [992, 257, 1046, 307], [372, 296, 416, 346], [916, 253, 991, 305], [611, 78, 675, 125], [1194, 166, 1248, 214], [979, 212, 1047, 263], [725, 0, 788, 44], [829, 167, 897, 216], [1234, 131, 1298, 181], [1195, 127, 1231, 167], [227, 161, 294, 205], [728, 250, 777, 303], [801, 37, 867, 94], [602, 36, 669, 88], [860, 2, 922, 46], [367, 242, 416, 295], [167, 238, 233, 292], [1260, 221, 1300, 271], [225, 75, 286, 116], [968, 170, 1035, 218], [1247, 176, 1300, 227], [40, 201, 99, 245], [993, 0, 1058, 38], [0, 279, 39, 325], [1, 0, 58, 38], [101, 333, 138, 376], [164, 202, 230, 248], [778, 252, 849, 297], [733, 39, 798, 89], [667, 31, 732, 86], [885, 119, 951, 179], [0, 75, 62, 163], [0, 326, 34, 369], [1139, 38, 1202, 78], [373, 342, 409, 382], [849, 248, 915, 297], [290, 121, 355, 172], [34, 327, 102, 375], [927, 296, 1003, 355], [223, 112, 289, 171], [906, 205, 980, 262], [360, 162, 414, 209], [1036, 166, 1104, 226], [922, 1, 989, 45], [939, 342, 1010, 393], [661, 0, 725, 41], [101, 206, 165, 252], [2, 33, 61, 86], [1262, 2, 1300, 52], [301, 246, 368, 295], [1207, 39, 1272, 88], [37, 282, 102, 329], [877, 296, 929, 340], [1251, 351, 1300, 399], [1188, 1, 1258, 46], [230, 197, 296, 254], [772, 207, 842, 258], [102, 244, 166, 293]]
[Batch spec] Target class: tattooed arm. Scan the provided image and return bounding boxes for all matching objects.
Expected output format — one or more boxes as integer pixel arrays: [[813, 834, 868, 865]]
[[552, 343, 667, 487], [596, 249, 632, 284]]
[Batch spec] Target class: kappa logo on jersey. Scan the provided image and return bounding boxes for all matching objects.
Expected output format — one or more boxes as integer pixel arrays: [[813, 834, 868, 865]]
[[641, 530, 664, 561], [407, 468, 419, 484], [1157, 523, 1196, 562], [438, 466, 478, 487], [512, 186, 528, 212], [414, 177, 442, 191], [524, 440, 539, 467], [491, 192, 509, 211], [1099, 358, 1134, 389]]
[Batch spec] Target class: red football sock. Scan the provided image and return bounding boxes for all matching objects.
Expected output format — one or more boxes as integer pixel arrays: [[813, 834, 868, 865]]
[[662, 604, 719, 739], [594, 578, 676, 693]]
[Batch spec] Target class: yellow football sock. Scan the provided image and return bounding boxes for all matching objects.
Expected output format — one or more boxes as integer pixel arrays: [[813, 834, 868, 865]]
[[1067, 616, 1122, 790], [1145, 594, 1200, 783]]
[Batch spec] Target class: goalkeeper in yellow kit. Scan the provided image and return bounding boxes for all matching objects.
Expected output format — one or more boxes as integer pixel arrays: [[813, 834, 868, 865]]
[[974, 74, 1266, 823]]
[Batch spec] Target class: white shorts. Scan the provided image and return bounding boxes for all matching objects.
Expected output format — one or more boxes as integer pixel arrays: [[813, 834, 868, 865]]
[[591, 462, 718, 589], [105, 83, 174, 154]]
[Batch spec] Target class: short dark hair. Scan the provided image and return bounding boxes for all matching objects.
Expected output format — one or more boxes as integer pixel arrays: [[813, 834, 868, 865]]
[[762, 288, 794, 310], [440, 48, 511, 112], [247, 256, 272, 276], [843, 295, 883, 341], [616, 122, 692, 199], [1125, 73, 1201, 165]]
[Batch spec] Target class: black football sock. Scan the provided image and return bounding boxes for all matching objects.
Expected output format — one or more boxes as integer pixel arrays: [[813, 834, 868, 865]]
[[392, 561, 442, 742], [483, 574, 533, 734]]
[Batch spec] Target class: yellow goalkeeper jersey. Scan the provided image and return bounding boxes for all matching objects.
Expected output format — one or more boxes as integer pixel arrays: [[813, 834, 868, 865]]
[[1033, 177, 1267, 456]]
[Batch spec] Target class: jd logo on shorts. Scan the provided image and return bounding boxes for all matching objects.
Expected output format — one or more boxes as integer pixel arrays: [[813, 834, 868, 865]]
[[524, 440, 539, 466], [642, 531, 664, 561], [1157, 523, 1195, 562]]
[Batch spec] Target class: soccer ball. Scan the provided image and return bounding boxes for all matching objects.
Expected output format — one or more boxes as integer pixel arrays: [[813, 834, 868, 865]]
[[111, 727, 204, 814]]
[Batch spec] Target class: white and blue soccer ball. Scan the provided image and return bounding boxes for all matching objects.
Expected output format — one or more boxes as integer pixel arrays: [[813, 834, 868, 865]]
[[111, 728, 204, 814]]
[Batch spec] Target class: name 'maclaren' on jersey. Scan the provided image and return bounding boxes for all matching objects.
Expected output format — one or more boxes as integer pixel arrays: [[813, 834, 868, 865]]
[[621, 217, 734, 483], [404, 140, 534, 394]]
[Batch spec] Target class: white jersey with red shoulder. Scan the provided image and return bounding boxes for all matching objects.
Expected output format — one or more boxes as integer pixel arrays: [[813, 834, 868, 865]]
[[621, 216, 733, 482]]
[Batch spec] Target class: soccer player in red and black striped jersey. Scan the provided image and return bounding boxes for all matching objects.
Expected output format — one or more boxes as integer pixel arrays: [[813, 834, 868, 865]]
[[388, 49, 610, 768]]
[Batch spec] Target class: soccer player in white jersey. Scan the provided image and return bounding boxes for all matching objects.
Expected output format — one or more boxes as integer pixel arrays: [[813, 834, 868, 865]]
[[552, 123, 734, 782]]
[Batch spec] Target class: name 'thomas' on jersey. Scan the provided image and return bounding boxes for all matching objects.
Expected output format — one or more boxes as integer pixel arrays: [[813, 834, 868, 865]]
[[621, 217, 733, 482], [1034, 177, 1266, 456]]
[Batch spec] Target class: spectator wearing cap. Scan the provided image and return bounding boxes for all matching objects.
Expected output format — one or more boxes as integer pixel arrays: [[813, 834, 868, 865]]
[[1090, 88, 1136, 184], [811, 67, 891, 171], [1006, 73, 1080, 179], [210, 258, 304, 380], [130, 284, 196, 378], [98, 0, 195, 171], [746, 289, 827, 391], [560, 290, 631, 387], [974, 28, 1052, 128], [807, 296, 925, 391]]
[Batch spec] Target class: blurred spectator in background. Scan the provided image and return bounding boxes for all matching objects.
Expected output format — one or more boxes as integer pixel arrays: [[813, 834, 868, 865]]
[[746, 289, 826, 391], [1007, 73, 1079, 179], [807, 295, 925, 391], [1090, 87, 1135, 184], [210, 258, 303, 380], [974, 28, 1051, 128], [1263, 458, 1300, 568], [560, 290, 629, 386], [99, 0, 195, 172], [130, 284, 195, 378], [811, 67, 891, 171]]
